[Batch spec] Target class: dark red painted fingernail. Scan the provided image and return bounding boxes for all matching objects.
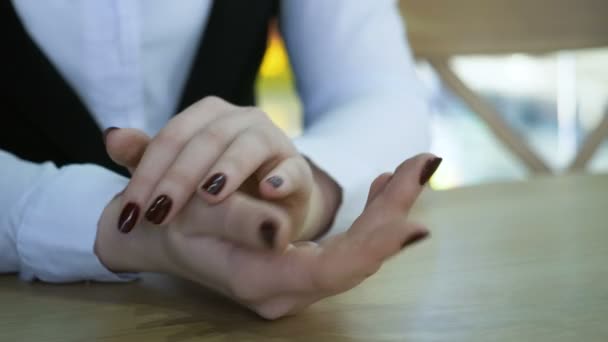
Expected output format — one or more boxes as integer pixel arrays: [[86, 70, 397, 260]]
[[266, 176, 284, 188], [102, 127, 118, 145], [400, 230, 430, 249], [118, 202, 140, 233], [145, 195, 172, 225], [419, 157, 443, 186], [201, 173, 226, 195], [260, 221, 277, 249]]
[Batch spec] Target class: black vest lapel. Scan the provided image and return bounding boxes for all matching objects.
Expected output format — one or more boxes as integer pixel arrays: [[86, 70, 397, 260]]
[[178, 0, 278, 111], [0, 0, 125, 174], [0, 0, 277, 174]]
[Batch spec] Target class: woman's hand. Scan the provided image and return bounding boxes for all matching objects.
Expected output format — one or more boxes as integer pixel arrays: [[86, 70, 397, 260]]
[[95, 153, 440, 319], [105, 96, 340, 250]]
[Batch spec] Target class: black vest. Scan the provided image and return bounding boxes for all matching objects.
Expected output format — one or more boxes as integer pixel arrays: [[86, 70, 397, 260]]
[[0, 1, 278, 176]]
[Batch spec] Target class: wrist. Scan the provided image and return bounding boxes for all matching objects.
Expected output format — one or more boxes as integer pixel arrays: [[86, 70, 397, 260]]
[[299, 157, 343, 241]]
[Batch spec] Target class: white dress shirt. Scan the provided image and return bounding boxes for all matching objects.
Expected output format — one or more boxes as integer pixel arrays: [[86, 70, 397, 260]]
[[1, 0, 429, 282]]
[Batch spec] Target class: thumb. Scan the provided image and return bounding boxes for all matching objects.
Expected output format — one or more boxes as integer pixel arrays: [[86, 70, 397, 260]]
[[103, 127, 151, 175]]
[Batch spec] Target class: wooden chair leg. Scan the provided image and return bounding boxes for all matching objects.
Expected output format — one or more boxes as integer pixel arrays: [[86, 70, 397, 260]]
[[568, 107, 608, 172], [429, 58, 552, 174]]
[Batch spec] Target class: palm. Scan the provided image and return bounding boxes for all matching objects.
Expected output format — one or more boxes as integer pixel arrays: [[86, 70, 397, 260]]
[[105, 132, 434, 319], [171, 156, 430, 319]]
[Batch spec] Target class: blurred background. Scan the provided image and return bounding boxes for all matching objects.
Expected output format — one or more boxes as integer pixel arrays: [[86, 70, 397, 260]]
[[256, 0, 608, 190]]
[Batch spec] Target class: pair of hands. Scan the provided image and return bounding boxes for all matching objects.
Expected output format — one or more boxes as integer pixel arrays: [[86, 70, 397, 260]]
[[94, 97, 441, 319], [106, 96, 338, 248]]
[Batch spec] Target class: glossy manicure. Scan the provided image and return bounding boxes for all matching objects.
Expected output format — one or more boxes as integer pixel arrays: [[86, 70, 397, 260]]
[[400, 230, 430, 249], [102, 127, 118, 145], [202, 173, 226, 195], [259, 221, 277, 249], [145, 195, 172, 224], [118, 202, 140, 233], [419, 157, 443, 185], [266, 176, 284, 188]]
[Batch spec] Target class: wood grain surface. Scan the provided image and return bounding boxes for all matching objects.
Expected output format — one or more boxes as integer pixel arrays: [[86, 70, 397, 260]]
[[400, 0, 608, 56], [1, 174, 607, 341]]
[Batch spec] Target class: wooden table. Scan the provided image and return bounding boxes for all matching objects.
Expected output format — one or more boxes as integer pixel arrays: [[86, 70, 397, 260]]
[[1, 174, 607, 341]]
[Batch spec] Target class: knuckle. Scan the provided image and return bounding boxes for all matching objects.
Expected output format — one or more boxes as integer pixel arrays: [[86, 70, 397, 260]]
[[243, 130, 268, 149], [156, 126, 188, 148], [248, 126, 278, 155], [220, 156, 246, 178], [163, 167, 200, 195], [231, 131, 273, 164], [256, 121, 295, 156], [199, 125, 231, 150], [197, 95, 226, 109], [243, 106, 268, 119]]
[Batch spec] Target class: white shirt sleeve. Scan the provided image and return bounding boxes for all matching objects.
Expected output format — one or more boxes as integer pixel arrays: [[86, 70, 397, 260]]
[[281, 0, 431, 233], [0, 149, 136, 283]]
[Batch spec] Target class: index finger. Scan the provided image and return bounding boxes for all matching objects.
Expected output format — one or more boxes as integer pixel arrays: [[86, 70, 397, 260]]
[[379, 153, 442, 212]]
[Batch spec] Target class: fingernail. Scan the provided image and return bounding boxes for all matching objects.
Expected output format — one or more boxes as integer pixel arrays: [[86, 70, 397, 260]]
[[419, 157, 443, 186], [145, 195, 172, 225], [102, 127, 118, 145], [400, 230, 430, 249], [118, 202, 140, 233], [266, 176, 284, 188], [201, 173, 226, 195], [259, 221, 277, 249]]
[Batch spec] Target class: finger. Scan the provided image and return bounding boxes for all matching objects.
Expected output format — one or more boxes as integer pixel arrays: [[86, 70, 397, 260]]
[[198, 125, 296, 204], [118, 96, 233, 232], [223, 219, 429, 305], [142, 112, 261, 225], [104, 128, 150, 174], [181, 192, 292, 251], [360, 219, 428, 260], [377, 153, 442, 212], [314, 220, 429, 292], [346, 154, 441, 239], [223, 241, 323, 301], [399, 222, 430, 250], [231, 221, 426, 299], [258, 156, 313, 200], [365, 172, 393, 208]]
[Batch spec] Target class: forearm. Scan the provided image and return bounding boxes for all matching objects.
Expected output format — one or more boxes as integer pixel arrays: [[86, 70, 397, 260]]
[[284, 0, 431, 237], [0, 149, 134, 282], [0, 149, 43, 273]]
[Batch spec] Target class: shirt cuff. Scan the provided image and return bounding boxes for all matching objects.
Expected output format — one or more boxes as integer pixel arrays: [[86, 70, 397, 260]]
[[13, 163, 136, 283]]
